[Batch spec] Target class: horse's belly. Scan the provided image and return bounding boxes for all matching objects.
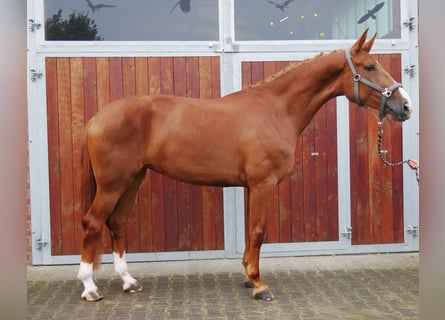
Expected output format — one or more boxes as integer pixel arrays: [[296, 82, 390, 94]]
[[147, 142, 244, 187], [151, 161, 244, 187]]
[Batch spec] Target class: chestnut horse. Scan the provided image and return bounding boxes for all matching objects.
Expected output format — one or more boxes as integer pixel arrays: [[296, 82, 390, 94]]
[[78, 29, 412, 301]]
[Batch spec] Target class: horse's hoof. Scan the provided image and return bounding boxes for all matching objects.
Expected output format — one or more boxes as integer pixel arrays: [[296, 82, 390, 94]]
[[243, 279, 254, 288], [82, 290, 104, 302], [254, 288, 274, 301], [124, 282, 143, 293]]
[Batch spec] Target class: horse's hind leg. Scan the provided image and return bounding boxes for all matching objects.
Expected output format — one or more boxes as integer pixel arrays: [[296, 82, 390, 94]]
[[106, 169, 146, 294], [78, 189, 123, 301]]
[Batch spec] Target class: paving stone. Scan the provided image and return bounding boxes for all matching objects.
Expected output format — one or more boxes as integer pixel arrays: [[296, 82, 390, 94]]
[[27, 253, 418, 319]]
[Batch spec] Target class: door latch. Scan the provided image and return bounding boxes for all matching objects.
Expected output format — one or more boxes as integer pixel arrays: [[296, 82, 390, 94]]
[[341, 227, 352, 239]]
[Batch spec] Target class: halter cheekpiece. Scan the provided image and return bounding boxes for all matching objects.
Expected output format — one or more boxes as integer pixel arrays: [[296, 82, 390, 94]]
[[345, 49, 403, 120]]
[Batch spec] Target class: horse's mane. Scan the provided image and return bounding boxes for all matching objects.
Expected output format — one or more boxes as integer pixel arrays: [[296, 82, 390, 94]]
[[249, 52, 326, 88]]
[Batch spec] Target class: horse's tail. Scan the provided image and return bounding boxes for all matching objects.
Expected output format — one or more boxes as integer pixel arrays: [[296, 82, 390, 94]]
[[80, 131, 101, 270]]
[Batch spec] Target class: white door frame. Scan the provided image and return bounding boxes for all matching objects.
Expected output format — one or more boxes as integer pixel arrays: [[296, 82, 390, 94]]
[[27, 0, 418, 264]]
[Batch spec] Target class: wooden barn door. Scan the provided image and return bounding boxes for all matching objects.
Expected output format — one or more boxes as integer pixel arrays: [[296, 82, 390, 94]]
[[349, 54, 405, 245], [241, 61, 339, 245], [45, 56, 224, 257]]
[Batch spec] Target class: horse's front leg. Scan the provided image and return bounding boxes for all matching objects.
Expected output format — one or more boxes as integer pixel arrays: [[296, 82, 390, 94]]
[[242, 183, 276, 301]]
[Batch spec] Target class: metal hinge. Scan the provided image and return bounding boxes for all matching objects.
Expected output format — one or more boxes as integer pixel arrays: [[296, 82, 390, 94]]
[[341, 227, 352, 239], [404, 65, 416, 78], [407, 225, 419, 237], [30, 69, 43, 81], [35, 233, 49, 250], [28, 19, 41, 32], [403, 16, 415, 30]]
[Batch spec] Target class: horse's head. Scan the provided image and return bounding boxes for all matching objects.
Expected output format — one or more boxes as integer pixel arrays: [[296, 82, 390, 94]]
[[343, 29, 413, 121]]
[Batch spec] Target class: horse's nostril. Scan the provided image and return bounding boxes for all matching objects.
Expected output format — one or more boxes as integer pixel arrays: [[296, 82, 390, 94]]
[[404, 101, 412, 113]]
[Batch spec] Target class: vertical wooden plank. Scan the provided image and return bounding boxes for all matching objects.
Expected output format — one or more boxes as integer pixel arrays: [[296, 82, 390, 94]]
[[367, 100, 382, 244], [263, 61, 277, 79], [325, 99, 339, 241], [214, 189, 225, 249], [251, 62, 264, 88], [135, 57, 149, 96], [151, 169, 165, 251], [349, 104, 357, 244], [392, 123, 405, 243], [148, 57, 161, 95], [70, 58, 85, 253], [174, 57, 187, 96], [122, 57, 136, 96], [96, 57, 110, 111], [351, 105, 370, 244], [314, 105, 329, 241], [198, 56, 212, 98], [186, 57, 200, 98], [138, 170, 152, 252], [211, 56, 221, 99], [276, 61, 290, 70], [241, 62, 252, 89], [278, 178, 292, 243], [57, 58, 75, 254], [389, 54, 405, 243], [164, 177, 178, 251], [109, 57, 123, 101], [83, 57, 98, 121], [46, 58, 62, 255], [302, 121, 316, 241]]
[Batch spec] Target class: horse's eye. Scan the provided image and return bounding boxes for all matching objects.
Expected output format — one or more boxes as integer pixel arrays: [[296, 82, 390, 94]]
[[364, 65, 376, 72]]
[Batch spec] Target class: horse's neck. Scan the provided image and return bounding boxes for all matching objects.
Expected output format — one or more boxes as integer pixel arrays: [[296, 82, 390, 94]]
[[271, 50, 346, 132]]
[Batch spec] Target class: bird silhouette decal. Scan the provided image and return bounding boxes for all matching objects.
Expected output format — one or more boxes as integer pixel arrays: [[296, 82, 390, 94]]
[[267, 0, 295, 12], [357, 2, 385, 24], [86, 0, 117, 13], [170, 0, 191, 14]]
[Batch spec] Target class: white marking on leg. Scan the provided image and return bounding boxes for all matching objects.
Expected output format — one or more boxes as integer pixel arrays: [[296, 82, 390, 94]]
[[113, 251, 138, 291], [77, 262, 97, 298]]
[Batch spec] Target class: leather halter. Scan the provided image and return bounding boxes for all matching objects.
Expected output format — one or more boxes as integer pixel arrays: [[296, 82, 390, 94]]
[[345, 49, 402, 120]]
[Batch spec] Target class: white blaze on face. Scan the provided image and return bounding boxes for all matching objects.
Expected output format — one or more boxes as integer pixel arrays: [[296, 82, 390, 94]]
[[399, 87, 413, 114]]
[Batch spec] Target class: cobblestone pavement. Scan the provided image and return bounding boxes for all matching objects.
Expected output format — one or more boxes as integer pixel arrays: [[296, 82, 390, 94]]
[[27, 253, 418, 320]]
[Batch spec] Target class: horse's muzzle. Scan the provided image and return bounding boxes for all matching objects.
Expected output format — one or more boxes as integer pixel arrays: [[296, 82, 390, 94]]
[[387, 88, 413, 121]]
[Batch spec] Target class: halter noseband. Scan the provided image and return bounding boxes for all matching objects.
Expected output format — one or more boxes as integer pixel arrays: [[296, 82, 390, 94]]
[[345, 49, 403, 120]]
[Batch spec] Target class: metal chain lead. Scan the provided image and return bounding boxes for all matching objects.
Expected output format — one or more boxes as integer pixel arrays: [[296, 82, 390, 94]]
[[377, 121, 419, 184], [377, 121, 407, 167]]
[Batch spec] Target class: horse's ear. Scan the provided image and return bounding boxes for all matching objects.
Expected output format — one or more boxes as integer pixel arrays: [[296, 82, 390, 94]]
[[350, 28, 369, 55], [362, 32, 377, 53]]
